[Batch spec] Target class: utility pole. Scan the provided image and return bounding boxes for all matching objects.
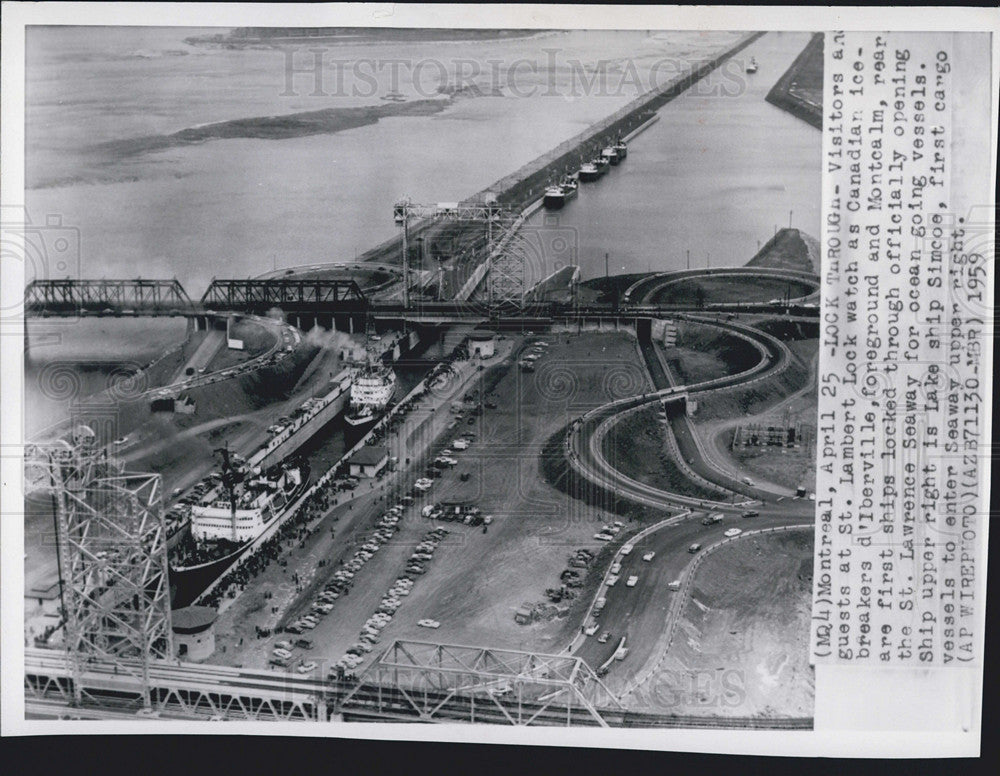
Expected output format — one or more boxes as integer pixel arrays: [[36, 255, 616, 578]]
[[686, 249, 690, 270], [401, 214, 410, 309], [789, 210, 793, 229]]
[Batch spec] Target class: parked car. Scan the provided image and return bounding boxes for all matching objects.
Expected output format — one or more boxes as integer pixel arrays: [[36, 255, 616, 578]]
[[642, 552, 655, 562], [724, 527, 743, 538], [688, 543, 701, 553], [606, 575, 619, 586], [417, 619, 441, 629], [597, 632, 611, 644]]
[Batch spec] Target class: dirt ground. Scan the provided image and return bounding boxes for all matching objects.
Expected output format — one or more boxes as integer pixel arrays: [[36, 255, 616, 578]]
[[649, 275, 814, 306], [697, 337, 818, 493], [214, 331, 648, 672], [634, 530, 814, 718], [603, 406, 721, 500]]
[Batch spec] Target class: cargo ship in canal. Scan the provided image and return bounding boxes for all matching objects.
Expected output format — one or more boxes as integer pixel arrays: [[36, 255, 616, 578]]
[[542, 173, 580, 209]]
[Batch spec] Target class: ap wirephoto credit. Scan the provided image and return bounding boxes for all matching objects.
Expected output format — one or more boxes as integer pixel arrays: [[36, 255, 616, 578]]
[[1, 4, 993, 759]]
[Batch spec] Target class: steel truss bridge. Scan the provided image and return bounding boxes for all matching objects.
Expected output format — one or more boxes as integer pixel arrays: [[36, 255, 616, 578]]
[[24, 644, 812, 728], [23, 277, 820, 325]]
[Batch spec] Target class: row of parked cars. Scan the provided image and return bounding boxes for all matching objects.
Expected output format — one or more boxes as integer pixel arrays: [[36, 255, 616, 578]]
[[283, 507, 406, 638], [593, 520, 625, 542], [329, 527, 449, 676], [420, 502, 493, 527], [518, 339, 549, 373]]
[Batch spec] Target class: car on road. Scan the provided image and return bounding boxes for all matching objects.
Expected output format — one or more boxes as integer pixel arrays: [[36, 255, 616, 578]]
[[626, 575, 639, 587], [668, 580, 682, 591], [702, 512, 725, 525], [597, 632, 611, 644], [642, 552, 655, 562], [742, 476, 755, 486], [741, 510, 759, 518], [620, 544, 634, 556], [724, 528, 743, 538], [688, 543, 701, 553], [417, 619, 441, 629], [594, 533, 613, 541]]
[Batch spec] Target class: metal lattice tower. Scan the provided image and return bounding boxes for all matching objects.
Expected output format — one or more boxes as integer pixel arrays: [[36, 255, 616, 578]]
[[337, 640, 623, 726], [393, 197, 511, 308], [28, 426, 173, 708]]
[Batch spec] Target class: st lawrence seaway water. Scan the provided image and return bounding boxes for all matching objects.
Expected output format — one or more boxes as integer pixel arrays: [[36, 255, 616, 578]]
[[22, 28, 818, 608], [25, 27, 818, 293]]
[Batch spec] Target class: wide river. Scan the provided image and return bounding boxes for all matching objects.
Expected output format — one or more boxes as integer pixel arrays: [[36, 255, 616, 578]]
[[25, 27, 819, 296]]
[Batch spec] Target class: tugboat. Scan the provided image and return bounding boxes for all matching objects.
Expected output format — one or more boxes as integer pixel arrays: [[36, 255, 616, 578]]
[[593, 152, 610, 176], [601, 145, 621, 166], [345, 335, 396, 427], [746, 57, 758, 74]]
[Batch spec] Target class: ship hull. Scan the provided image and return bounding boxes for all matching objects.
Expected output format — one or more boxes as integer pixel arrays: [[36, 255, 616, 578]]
[[543, 193, 566, 209], [578, 168, 600, 182], [168, 468, 310, 608]]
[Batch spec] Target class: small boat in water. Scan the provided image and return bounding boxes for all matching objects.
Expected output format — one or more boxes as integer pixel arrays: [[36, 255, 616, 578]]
[[746, 57, 758, 74]]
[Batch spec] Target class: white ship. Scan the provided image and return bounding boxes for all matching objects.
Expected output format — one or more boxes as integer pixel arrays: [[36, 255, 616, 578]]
[[186, 456, 308, 546], [345, 347, 396, 427]]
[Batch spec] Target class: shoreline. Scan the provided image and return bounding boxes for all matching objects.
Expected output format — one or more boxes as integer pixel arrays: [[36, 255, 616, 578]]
[[764, 32, 823, 130]]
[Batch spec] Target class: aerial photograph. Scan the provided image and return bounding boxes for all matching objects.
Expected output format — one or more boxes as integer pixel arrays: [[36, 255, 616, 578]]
[[22, 24, 822, 727]]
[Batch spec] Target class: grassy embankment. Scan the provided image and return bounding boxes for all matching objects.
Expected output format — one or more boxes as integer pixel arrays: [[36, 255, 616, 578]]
[[645, 530, 815, 718]]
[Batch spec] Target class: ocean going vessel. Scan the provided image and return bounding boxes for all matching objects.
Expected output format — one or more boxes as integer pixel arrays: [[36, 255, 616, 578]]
[[578, 161, 601, 182], [542, 173, 579, 209], [169, 449, 309, 604], [614, 135, 628, 160], [345, 342, 396, 427]]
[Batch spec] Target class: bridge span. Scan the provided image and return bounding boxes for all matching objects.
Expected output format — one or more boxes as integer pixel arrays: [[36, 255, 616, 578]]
[[25, 277, 819, 327]]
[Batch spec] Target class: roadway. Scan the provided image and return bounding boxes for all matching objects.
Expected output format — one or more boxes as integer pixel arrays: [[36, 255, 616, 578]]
[[571, 509, 813, 683]]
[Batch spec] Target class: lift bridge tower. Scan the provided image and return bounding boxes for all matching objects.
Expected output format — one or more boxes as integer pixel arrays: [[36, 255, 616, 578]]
[[25, 425, 173, 709], [393, 195, 528, 307]]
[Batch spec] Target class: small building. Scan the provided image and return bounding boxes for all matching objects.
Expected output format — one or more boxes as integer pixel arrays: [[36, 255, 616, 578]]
[[348, 445, 390, 478], [172, 606, 217, 662], [468, 331, 496, 359], [175, 393, 196, 414]]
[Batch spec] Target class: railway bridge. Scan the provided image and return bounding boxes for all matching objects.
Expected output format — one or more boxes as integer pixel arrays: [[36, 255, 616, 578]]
[[24, 277, 819, 330]]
